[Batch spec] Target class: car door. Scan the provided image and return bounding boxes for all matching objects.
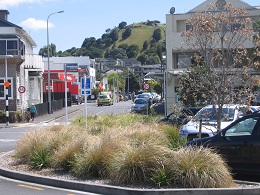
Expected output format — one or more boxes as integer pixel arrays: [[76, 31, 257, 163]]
[[216, 115, 260, 174]]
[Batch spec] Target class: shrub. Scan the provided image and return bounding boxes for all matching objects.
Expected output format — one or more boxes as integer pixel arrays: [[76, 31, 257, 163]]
[[169, 146, 236, 188], [107, 144, 173, 185]]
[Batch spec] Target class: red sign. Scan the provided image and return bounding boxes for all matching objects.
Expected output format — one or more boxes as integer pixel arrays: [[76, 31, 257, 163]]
[[59, 74, 76, 82], [18, 86, 26, 93], [4, 81, 10, 88], [143, 83, 150, 90], [98, 81, 103, 90]]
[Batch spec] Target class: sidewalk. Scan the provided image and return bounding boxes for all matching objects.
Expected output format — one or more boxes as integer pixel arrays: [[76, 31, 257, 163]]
[[0, 104, 82, 129]]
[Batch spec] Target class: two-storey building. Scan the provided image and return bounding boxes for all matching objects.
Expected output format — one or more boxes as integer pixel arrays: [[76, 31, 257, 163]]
[[165, 0, 260, 114], [0, 10, 43, 113]]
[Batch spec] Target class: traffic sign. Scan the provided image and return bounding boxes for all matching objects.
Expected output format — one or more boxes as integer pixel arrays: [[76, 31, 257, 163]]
[[4, 81, 10, 88], [143, 83, 150, 90], [81, 77, 91, 95], [18, 86, 26, 93]]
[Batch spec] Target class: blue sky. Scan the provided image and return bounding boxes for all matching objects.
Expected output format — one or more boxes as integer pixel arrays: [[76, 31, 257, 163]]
[[2, 0, 258, 54]]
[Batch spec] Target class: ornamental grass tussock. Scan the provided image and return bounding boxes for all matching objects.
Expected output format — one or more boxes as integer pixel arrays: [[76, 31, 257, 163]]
[[13, 113, 235, 188]]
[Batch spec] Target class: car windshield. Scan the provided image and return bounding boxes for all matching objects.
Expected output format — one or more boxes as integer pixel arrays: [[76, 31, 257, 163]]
[[137, 94, 149, 98], [193, 107, 235, 122], [99, 95, 108, 99], [134, 99, 147, 104]]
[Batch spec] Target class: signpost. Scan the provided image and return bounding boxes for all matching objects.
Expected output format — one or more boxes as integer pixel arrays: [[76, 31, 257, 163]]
[[81, 76, 91, 128], [64, 63, 78, 124]]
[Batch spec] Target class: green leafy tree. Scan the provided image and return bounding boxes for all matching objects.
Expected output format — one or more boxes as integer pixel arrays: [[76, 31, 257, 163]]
[[104, 48, 127, 59], [124, 70, 141, 93], [143, 40, 149, 50], [146, 55, 160, 64], [152, 28, 162, 42], [137, 54, 147, 65], [122, 27, 132, 39], [118, 21, 127, 29], [39, 43, 57, 57], [126, 44, 139, 58], [109, 29, 119, 42]]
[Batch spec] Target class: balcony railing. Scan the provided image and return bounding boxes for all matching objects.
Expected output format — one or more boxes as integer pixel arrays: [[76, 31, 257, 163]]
[[23, 54, 44, 71]]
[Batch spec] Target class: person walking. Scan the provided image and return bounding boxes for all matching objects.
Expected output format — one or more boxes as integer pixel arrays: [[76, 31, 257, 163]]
[[30, 103, 37, 122]]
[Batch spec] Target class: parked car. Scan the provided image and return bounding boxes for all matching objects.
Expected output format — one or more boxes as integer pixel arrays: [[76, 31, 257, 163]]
[[179, 104, 254, 141], [97, 94, 113, 106], [158, 107, 202, 125], [131, 98, 149, 113], [185, 111, 260, 175], [135, 93, 153, 105], [71, 94, 82, 105]]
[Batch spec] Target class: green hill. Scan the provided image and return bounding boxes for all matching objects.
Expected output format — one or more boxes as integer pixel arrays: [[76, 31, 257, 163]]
[[53, 21, 166, 64], [115, 23, 166, 50]]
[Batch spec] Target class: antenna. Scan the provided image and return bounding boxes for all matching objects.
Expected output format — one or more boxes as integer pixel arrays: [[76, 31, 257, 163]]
[[170, 7, 175, 14]]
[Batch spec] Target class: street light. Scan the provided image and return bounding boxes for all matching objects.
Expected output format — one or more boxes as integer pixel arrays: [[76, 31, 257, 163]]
[[47, 10, 64, 114]]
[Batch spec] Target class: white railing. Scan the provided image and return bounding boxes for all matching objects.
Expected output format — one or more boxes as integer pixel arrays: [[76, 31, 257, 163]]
[[23, 54, 44, 71]]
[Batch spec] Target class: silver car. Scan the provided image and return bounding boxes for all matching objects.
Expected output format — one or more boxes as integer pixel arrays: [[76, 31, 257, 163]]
[[131, 98, 149, 113]]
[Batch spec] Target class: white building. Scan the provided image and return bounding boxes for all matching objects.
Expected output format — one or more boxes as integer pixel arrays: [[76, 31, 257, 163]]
[[165, 0, 260, 114], [0, 10, 43, 112]]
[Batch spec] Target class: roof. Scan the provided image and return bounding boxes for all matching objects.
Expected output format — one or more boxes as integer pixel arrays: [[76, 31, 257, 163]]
[[188, 0, 256, 13]]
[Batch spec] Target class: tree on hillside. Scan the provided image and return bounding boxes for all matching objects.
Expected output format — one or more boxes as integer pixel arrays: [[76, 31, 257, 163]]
[[104, 48, 127, 59], [178, 3, 256, 132], [143, 40, 149, 50], [109, 29, 119, 42], [118, 21, 127, 29], [146, 55, 160, 64], [122, 27, 132, 39], [152, 28, 162, 42], [126, 44, 139, 58], [137, 54, 147, 65]]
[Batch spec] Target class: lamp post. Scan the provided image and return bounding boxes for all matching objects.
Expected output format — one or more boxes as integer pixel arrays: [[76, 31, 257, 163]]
[[47, 10, 64, 114], [3, 55, 13, 126]]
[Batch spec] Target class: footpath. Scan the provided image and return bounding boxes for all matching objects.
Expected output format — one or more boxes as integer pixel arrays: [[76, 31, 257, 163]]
[[0, 104, 260, 194], [0, 104, 83, 129]]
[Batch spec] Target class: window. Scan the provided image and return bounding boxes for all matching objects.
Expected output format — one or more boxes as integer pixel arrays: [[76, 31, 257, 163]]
[[186, 24, 193, 31], [177, 54, 193, 68], [0, 78, 13, 99], [0, 39, 20, 55], [225, 117, 259, 136]]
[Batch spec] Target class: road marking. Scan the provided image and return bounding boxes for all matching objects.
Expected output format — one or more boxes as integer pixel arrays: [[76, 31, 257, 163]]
[[0, 139, 16, 142], [18, 184, 44, 191]]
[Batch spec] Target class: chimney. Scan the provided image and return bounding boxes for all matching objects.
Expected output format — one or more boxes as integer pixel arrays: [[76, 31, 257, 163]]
[[0, 10, 10, 21]]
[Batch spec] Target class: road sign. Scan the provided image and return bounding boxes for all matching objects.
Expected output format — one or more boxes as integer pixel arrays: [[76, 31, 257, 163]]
[[4, 81, 10, 88], [81, 77, 91, 95], [18, 86, 26, 93], [143, 83, 150, 90], [65, 63, 78, 72]]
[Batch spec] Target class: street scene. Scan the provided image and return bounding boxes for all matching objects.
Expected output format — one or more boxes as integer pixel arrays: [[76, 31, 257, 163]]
[[0, 0, 260, 194]]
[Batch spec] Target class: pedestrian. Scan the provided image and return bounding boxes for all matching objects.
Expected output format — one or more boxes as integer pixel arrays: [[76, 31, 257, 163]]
[[131, 91, 135, 102], [30, 103, 37, 122]]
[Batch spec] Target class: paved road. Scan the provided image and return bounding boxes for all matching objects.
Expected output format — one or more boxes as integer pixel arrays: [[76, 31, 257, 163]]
[[0, 100, 133, 195]]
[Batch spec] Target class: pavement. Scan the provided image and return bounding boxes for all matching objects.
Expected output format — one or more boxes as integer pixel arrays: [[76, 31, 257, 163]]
[[1, 104, 260, 194], [0, 103, 84, 129]]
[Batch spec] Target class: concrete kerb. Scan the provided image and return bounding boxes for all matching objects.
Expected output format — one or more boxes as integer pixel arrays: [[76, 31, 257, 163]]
[[0, 151, 260, 195], [0, 164, 260, 195]]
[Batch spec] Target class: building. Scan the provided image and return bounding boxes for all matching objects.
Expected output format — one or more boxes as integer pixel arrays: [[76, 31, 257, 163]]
[[42, 56, 96, 98], [165, 0, 260, 114], [0, 10, 43, 112]]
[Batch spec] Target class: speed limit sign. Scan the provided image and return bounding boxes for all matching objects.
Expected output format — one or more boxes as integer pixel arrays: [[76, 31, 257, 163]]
[[143, 83, 150, 90], [18, 86, 26, 93]]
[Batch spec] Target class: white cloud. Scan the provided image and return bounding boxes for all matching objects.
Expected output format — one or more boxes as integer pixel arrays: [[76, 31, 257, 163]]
[[20, 18, 54, 31]]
